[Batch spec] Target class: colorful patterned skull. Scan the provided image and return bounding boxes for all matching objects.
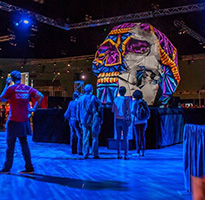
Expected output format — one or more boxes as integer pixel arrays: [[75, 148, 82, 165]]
[[92, 23, 180, 106]]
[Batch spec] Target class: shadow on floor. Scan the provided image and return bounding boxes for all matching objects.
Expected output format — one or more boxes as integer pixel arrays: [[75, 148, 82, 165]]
[[12, 173, 128, 191]]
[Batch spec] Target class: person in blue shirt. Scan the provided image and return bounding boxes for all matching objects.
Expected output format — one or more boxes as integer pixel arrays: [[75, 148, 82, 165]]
[[112, 86, 131, 160], [77, 84, 102, 159], [64, 91, 82, 155]]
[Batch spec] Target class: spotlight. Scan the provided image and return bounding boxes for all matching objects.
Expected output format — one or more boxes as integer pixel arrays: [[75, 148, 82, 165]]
[[80, 69, 83, 73], [81, 75, 86, 80], [21, 65, 24, 69], [178, 29, 186, 35], [54, 62, 56, 66], [23, 19, 29, 24], [57, 71, 61, 76], [66, 69, 70, 74], [10, 42, 17, 46], [15, 22, 20, 26], [67, 62, 71, 67]]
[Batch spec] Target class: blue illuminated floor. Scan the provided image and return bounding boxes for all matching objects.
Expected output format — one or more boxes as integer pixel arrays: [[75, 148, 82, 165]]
[[0, 131, 191, 200]]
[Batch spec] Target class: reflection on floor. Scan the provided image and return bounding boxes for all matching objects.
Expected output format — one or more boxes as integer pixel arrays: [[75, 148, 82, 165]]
[[0, 131, 191, 200]]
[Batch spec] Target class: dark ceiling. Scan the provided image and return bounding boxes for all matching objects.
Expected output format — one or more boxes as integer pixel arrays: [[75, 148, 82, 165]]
[[0, 0, 205, 59]]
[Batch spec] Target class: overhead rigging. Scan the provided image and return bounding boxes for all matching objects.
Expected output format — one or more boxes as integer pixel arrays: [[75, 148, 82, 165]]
[[0, 1, 205, 30]]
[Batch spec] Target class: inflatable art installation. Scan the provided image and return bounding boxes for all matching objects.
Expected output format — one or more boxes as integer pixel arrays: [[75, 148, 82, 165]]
[[92, 23, 180, 106]]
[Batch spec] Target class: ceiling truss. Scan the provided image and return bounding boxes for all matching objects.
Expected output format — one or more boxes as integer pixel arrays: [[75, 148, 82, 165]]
[[174, 20, 205, 44], [0, 1, 205, 30]]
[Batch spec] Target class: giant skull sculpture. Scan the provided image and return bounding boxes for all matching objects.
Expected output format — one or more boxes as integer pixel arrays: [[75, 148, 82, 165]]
[[92, 23, 180, 106]]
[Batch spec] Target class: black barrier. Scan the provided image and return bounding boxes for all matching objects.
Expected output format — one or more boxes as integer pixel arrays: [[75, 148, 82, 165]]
[[33, 108, 70, 144], [32, 107, 205, 149]]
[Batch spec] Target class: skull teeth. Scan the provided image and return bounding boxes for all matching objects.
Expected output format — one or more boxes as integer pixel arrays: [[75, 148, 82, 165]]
[[97, 77, 118, 83], [97, 71, 119, 83]]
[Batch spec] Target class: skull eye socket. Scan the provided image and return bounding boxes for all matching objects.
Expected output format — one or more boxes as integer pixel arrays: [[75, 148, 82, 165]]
[[124, 38, 150, 55]]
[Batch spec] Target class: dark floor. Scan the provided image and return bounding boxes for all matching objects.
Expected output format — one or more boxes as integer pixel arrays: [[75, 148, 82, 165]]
[[0, 131, 191, 200]]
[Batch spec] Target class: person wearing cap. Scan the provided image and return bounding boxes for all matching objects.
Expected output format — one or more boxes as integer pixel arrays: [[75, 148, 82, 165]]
[[64, 91, 82, 155], [77, 84, 103, 159], [0, 70, 43, 174]]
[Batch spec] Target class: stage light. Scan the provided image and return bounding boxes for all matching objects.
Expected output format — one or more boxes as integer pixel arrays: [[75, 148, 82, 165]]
[[81, 75, 86, 79], [66, 69, 70, 74], [23, 19, 29, 24], [178, 29, 186, 35], [57, 71, 61, 75], [67, 62, 71, 67]]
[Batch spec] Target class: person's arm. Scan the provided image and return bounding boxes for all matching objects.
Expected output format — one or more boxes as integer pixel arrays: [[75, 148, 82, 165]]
[[29, 91, 43, 112], [0, 78, 12, 102], [64, 103, 71, 121]]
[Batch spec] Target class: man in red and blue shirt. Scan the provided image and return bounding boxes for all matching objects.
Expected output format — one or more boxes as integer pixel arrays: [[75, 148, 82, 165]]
[[0, 70, 43, 174]]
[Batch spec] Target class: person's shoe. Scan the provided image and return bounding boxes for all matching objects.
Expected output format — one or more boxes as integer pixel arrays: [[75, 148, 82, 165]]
[[78, 152, 83, 155], [84, 156, 88, 159], [124, 155, 130, 160], [0, 169, 10, 174], [140, 150, 145, 157], [18, 169, 34, 174], [93, 156, 100, 159], [117, 155, 122, 159]]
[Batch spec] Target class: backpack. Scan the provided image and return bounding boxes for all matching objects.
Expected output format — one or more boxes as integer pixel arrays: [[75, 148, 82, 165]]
[[135, 99, 150, 121]]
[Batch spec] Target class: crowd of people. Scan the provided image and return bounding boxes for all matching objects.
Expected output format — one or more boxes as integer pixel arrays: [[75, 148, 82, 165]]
[[0, 70, 150, 174], [64, 85, 150, 160]]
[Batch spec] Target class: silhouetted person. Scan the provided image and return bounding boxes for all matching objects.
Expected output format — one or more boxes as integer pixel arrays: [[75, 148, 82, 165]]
[[64, 91, 82, 155], [131, 90, 150, 156]]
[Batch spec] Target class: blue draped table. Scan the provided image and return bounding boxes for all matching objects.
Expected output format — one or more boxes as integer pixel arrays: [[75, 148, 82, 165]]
[[183, 123, 205, 192]]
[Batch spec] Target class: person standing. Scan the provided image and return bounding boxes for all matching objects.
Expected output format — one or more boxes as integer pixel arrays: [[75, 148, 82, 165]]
[[0, 70, 43, 174], [112, 86, 131, 160], [131, 90, 150, 156], [64, 91, 82, 155], [77, 84, 102, 159]]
